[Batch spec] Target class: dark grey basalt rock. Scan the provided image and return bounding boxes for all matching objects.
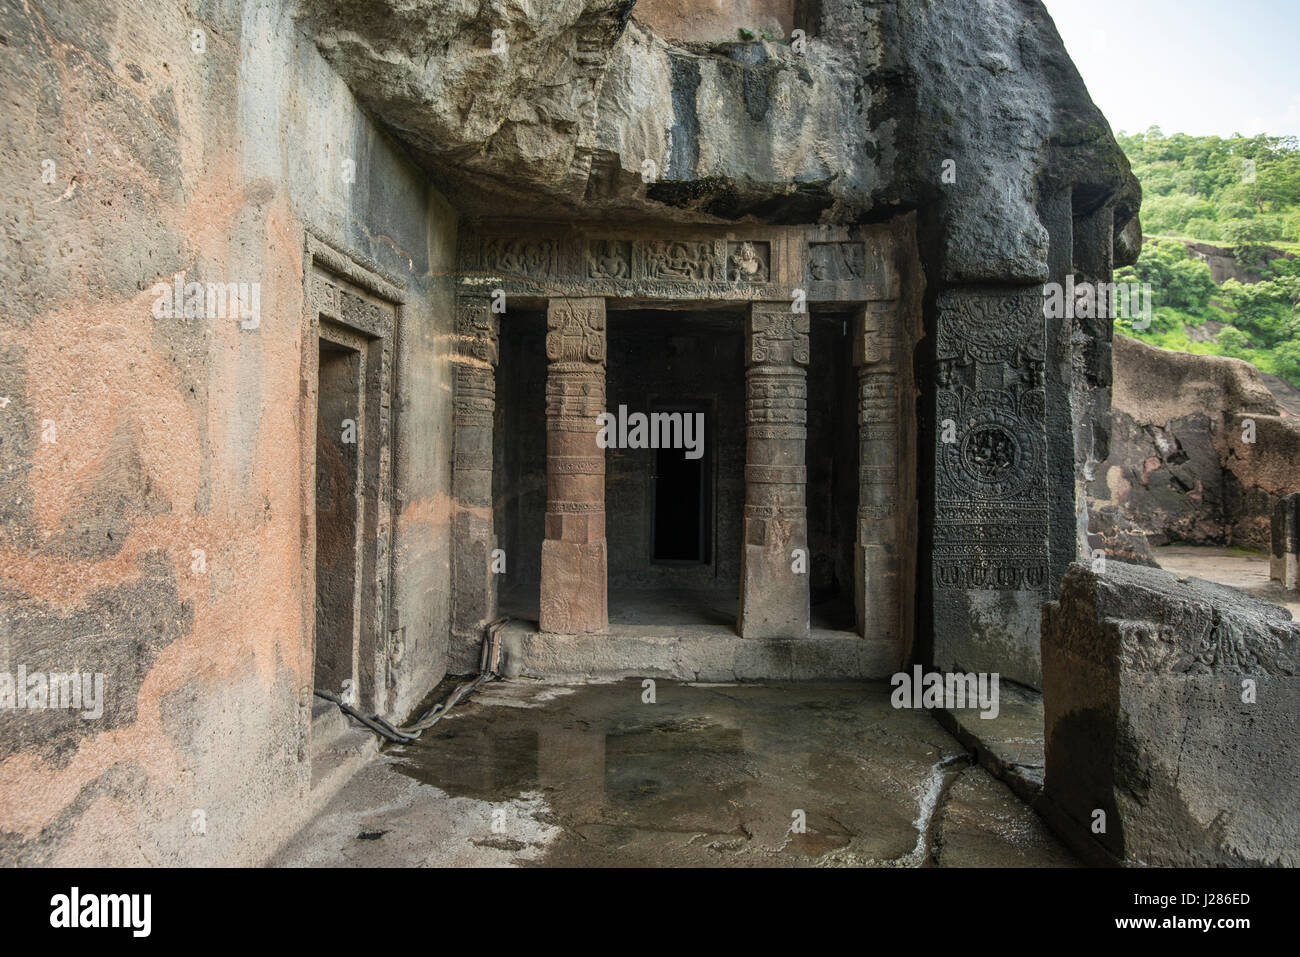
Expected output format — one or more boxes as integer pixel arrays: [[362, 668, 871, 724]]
[[1040, 561, 1300, 866], [295, 0, 1140, 277]]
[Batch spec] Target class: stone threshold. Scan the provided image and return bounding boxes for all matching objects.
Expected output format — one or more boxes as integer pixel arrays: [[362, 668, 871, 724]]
[[497, 619, 897, 682]]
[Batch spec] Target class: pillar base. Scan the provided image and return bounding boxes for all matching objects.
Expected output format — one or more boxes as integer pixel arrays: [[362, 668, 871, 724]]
[[1272, 554, 1299, 591], [539, 539, 608, 634], [451, 513, 496, 634], [738, 538, 810, 640], [855, 542, 898, 644]]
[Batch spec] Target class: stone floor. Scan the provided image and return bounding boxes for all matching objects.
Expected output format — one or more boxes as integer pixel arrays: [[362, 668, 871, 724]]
[[936, 680, 1046, 805], [1154, 545, 1300, 618], [272, 679, 1076, 867]]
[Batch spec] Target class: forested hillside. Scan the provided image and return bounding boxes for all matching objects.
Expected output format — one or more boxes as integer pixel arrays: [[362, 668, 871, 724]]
[[1114, 130, 1300, 385]]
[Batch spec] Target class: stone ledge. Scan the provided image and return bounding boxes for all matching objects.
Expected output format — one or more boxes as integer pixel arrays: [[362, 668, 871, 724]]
[[498, 621, 897, 681], [935, 680, 1046, 806]]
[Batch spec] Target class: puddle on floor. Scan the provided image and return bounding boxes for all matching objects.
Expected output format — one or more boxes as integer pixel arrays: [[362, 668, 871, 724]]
[[370, 678, 1074, 867]]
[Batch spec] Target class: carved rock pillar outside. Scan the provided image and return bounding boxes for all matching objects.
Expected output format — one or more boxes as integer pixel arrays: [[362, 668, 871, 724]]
[[1272, 492, 1299, 591], [738, 302, 811, 639], [451, 299, 500, 653], [539, 297, 608, 634], [854, 302, 902, 645]]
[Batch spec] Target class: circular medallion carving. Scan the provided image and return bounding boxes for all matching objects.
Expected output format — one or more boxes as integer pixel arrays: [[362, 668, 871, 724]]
[[943, 413, 1041, 499], [962, 425, 1019, 479]]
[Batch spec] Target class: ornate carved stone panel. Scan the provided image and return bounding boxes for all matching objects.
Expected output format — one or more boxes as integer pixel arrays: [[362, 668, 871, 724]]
[[728, 241, 770, 282], [481, 237, 559, 279], [586, 240, 631, 280], [808, 241, 866, 281], [642, 240, 720, 281], [456, 225, 897, 303], [933, 289, 1050, 592]]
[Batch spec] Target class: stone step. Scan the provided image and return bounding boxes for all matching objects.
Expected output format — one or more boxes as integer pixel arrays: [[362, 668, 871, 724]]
[[499, 621, 897, 681]]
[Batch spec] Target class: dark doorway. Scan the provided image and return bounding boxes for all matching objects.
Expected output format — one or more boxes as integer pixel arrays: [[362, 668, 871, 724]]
[[651, 403, 711, 563], [314, 335, 364, 697]]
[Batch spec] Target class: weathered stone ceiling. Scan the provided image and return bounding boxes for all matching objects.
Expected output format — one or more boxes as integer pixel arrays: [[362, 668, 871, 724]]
[[293, 0, 1141, 282]]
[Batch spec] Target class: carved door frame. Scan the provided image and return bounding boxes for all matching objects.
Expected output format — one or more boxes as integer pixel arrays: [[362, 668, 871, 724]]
[[299, 231, 404, 727]]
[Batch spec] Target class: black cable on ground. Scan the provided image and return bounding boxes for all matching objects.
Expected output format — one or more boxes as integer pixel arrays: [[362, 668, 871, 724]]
[[313, 616, 512, 745], [397, 616, 511, 735], [312, 689, 414, 744]]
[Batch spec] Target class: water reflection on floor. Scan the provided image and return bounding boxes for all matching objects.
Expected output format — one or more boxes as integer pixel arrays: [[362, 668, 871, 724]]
[[274, 679, 1077, 868]]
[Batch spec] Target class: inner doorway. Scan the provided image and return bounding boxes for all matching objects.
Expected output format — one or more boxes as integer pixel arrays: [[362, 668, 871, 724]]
[[303, 246, 398, 723], [651, 402, 711, 563], [314, 330, 365, 699]]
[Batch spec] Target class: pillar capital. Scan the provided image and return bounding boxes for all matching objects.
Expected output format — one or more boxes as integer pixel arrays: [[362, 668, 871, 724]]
[[853, 300, 901, 369], [746, 301, 810, 369], [545, 296, 606, 367], [456, 297, 499, 367]]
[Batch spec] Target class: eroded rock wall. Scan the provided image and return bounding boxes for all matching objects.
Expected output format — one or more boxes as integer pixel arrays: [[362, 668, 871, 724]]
[[1090, 335, 1300, 552], [0, 0, 457, 865], [295, 0, 1138, 242]]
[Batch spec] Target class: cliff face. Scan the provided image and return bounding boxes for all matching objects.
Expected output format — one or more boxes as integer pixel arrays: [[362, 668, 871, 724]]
[[1183, 241, 1296, 285], [0, 0, 1145, 866], [295, 0, 1140, 277], [294, 0, 1140, 692], [1090, 335, 1300, 552]]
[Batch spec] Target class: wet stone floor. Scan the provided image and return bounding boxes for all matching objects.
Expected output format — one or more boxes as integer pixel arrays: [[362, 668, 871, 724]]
[[272, 679, 1077, 867]]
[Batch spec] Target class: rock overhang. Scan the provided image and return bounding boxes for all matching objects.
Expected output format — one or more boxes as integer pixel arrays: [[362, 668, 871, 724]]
[[295, 0, 1138, 258]]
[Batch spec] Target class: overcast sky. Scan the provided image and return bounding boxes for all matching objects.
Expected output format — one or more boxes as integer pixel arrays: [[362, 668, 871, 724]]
[[1043, 0, 1300, 138]]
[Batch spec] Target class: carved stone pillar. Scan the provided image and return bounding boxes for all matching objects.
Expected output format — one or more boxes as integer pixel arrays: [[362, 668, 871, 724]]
[[539, 297, 608, 634], [451, 298, 499, 655], [1272, 492, 1299, 591], [854, 302, 901, 645], [932, 288, 1050, 687], [738, 302, 811, 639]]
